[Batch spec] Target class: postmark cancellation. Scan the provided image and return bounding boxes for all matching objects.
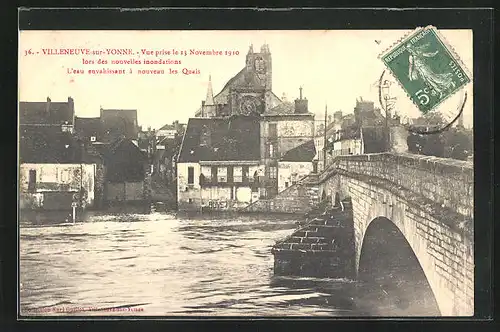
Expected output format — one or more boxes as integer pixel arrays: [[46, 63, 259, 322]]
[[380, 26, 472, 115]]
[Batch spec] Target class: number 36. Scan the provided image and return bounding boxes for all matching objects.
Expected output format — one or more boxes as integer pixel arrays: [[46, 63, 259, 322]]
[[415, 89, 430, 105]]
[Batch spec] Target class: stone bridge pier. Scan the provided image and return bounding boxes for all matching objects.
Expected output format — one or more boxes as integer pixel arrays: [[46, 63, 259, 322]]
[[312, 153, 474, 316]]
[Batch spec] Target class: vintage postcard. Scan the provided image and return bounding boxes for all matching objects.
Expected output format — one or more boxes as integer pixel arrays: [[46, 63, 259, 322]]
[[18, 28, 474, 317]]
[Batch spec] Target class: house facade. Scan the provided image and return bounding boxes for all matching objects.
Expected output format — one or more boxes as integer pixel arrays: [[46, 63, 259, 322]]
[[177, 116, 261, 211], [277, 139, 316, 193], [19, 163, 96, 210], [19, 125, 99, 211]]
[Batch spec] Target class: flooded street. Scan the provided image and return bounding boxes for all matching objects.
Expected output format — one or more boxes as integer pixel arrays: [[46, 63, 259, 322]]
[[19, 212, 423, 317]]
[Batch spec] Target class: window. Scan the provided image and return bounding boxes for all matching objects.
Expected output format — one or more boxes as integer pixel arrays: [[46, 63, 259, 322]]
[[233, 166, 243, 183], [28, 169, 36, 193], [217, 166, 227, 182], [61, 169, 70, 183], [242, 166, 250, 182], [269, 123, 277, 138], [269, 143, 274, 158], [90, 136, 96, 142], [187, 167, 194, 184], [211, 166, 218, 183], [269, 166, 277, 179]]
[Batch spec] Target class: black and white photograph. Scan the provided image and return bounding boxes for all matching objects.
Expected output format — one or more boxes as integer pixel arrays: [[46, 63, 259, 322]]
[[18, 26, 475, 317]]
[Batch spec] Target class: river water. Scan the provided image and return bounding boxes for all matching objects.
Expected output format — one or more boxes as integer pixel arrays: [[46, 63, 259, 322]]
[[19, 211, 424, 317]]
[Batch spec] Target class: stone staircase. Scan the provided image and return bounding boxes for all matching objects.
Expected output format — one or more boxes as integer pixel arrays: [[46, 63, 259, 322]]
[[271, 201, 355, 278], [240, 174, 320, 214]]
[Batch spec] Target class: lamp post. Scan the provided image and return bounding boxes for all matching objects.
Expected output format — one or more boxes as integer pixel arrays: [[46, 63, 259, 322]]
[[381, 80, 391, 151]]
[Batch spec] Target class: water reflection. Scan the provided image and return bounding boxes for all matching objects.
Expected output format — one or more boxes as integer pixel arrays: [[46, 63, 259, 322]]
[[20, 211, 432, 317]]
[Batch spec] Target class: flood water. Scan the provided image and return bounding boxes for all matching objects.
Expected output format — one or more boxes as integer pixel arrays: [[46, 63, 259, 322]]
[[19, 211, 432, 317]]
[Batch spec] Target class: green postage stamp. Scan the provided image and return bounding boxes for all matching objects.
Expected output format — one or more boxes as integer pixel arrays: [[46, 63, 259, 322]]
[[380, 26, 471, 114]]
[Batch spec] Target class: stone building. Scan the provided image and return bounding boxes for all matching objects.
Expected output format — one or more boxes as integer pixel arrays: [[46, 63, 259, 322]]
[[179, 44, 315, 209], [177, 116, 261, 211], [19, 126, 99, 211]]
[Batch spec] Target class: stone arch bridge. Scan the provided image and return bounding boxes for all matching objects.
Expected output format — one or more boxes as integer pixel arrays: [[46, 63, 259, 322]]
[[272, 152, 474, 316]]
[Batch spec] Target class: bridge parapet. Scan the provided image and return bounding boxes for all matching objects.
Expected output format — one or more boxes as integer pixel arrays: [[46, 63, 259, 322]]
[[321, 153, 473, 219]]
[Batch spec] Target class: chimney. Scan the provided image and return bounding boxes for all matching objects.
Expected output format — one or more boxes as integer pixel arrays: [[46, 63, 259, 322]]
[[46, 97, 51, 115], [68, 96, 75, 125], [294, 87, 308, 114]]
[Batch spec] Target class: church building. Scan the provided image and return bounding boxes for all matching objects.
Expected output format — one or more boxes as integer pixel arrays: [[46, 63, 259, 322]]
[[178, 44, 315, 211]]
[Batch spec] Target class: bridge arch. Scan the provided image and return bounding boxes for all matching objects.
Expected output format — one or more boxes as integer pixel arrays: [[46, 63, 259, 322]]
[[295, 152, 473, 316], [358, 217, 441, 316]]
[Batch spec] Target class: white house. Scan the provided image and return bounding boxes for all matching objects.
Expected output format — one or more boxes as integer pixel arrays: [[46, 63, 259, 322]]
[[277, 139, 316, 193]]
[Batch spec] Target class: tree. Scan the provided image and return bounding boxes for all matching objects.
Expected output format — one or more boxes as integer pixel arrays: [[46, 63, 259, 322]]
[[444, 128, 472, 161], [422, 133, 445, 157]]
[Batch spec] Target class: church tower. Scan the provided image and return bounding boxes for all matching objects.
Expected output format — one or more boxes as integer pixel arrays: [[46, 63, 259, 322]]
[[245, 43, 272, 91], [201, 75, 216, 117]]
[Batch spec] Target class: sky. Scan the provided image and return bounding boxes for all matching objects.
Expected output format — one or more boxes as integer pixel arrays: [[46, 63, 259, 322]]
[[19, 30, 473, 130]]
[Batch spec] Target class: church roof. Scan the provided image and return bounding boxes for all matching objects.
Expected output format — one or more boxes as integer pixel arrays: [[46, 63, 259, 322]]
[[280, 139, 316, 162], [178, 115, 261, 163], [195, 69, 284, 116]]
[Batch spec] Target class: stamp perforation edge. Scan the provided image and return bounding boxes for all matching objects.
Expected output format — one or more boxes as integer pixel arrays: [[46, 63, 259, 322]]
[[378, 25, 472, 115]]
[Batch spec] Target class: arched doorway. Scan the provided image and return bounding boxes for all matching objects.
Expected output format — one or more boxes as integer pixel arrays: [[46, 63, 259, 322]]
[[357, 217, 440, 316]]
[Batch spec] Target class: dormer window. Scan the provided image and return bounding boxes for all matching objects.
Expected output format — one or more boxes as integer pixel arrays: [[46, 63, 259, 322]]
[[200, 127, 211, 146]]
